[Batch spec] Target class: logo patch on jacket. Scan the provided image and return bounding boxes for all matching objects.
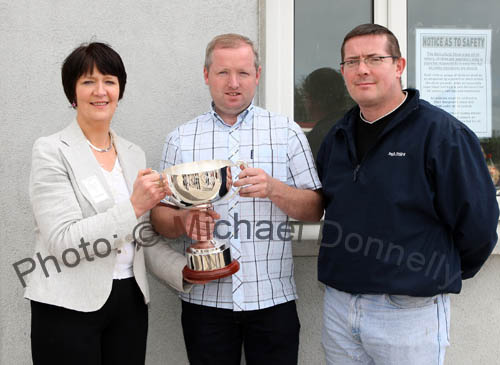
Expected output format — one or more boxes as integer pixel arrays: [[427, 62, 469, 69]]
[[388, 151, 406, 157]]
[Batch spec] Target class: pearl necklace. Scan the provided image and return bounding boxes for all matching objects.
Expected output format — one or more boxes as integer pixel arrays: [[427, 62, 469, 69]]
[[87, 133, 113, 152]]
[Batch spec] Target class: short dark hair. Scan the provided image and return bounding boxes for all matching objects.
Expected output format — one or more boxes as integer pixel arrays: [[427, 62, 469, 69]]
[[341, 24, 401, 61], [61, 42, 127, 107]]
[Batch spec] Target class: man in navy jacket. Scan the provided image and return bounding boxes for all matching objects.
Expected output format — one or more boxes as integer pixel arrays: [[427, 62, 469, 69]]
[[317, 24, 498, 365]]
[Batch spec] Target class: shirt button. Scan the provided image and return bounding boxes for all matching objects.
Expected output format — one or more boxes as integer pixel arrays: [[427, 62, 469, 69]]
[[117, 250, 122, 254]]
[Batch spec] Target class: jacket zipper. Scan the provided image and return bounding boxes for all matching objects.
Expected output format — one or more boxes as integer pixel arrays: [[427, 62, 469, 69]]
[[340, 129, 363, 182], [353, 164, 361, 182], [350, 130, 391, 183], [340, 122, 389, 183], [340, 129, 360, 182]]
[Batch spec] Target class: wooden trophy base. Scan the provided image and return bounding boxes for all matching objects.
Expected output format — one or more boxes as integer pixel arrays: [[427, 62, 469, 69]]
[[183, 260, 240, 284]]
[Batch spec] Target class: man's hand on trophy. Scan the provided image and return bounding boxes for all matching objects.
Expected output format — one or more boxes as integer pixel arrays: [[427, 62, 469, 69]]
[[130, 169, 172, 218], [234, 165, 277, 199], [182, 209, 221, 242]]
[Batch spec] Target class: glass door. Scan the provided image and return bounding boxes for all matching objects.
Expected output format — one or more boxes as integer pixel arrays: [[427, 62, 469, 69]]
[[294, 0, 373, 158]]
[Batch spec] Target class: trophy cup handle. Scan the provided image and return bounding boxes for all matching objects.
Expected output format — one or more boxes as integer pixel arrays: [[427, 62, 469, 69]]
[[234, 160, 249, 169], [221, 160, 249, 201]]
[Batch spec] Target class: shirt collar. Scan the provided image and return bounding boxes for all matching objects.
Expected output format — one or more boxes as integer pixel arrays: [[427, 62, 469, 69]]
[[359, 91, 408, 124], [210, 102, 255, 127]]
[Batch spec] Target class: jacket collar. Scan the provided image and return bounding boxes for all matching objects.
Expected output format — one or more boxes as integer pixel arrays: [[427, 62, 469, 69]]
[[59, 118, 130, 150], [335, 89, 420, 139], [58, 119, 141, 213]]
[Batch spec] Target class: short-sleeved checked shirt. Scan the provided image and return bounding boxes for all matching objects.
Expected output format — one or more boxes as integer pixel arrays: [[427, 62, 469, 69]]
[[160, 103, 321, 311]]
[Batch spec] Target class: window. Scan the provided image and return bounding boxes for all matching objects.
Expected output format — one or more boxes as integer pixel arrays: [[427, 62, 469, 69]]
[[407, 0, 500, 190], [262, 1, 500, 247], [294, 0, 371, 158]]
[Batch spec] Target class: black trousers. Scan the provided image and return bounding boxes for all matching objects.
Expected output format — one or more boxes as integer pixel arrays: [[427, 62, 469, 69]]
[[31, 278, 148, 365], [181, 300, 300, 365]]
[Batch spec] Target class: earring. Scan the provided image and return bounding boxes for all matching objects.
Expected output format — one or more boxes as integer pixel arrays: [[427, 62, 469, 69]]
[[71, 101, 77, 108]]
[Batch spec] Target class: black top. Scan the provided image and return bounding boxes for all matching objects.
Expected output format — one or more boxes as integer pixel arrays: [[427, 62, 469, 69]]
[[355, 114, 391, 162], [354, 95, 410, 162]]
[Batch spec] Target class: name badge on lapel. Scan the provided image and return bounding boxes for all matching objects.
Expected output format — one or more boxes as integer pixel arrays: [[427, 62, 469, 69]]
[[81, 175, 109, 203]]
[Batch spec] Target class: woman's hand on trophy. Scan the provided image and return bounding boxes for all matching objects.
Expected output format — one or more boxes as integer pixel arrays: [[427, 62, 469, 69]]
[[234, 165, 277, 199], [182, 209, 221, 241], [130, 168, 172, 218]]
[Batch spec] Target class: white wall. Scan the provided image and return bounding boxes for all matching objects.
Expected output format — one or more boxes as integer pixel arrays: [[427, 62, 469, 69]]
[[1, 1, 499, 364], [0, 1, 259, 363]]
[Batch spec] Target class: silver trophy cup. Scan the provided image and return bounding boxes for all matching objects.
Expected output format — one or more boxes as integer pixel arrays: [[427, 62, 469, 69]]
[[163, 160, 245, 283]]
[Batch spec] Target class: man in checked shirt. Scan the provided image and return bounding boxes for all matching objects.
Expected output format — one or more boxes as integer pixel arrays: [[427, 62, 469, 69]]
[[150, 33, 323, 364]]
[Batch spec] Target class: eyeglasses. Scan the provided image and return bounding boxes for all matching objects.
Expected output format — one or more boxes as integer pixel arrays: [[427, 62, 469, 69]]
[[340, 56, 398, 69]]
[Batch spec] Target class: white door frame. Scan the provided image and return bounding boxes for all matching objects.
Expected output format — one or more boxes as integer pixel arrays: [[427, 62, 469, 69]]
[[262, 0, 408, 118], [375, 0, 408, 87]]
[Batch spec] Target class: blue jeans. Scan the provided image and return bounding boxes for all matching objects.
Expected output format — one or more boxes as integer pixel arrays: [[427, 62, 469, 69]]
[[322, 286, 450, 365]]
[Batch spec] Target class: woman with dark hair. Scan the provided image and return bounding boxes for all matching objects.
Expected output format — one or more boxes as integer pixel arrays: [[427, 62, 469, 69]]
[[25, 42, 186, 364]]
